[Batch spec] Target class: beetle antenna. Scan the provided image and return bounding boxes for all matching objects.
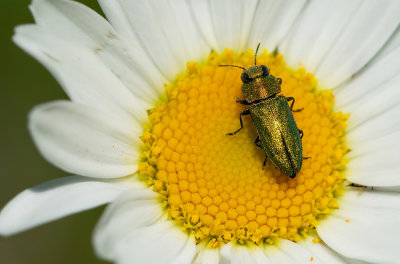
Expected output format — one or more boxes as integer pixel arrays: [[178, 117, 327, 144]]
[[218, 64, 246, 71], [255, 43, 261, 65]]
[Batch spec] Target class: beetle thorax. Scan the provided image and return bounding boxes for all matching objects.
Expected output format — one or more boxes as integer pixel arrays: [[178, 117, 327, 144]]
[[242, 74, 281, 103]]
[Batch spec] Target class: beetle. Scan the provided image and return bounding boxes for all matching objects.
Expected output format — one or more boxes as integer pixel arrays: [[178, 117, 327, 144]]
[[220, 44, 307, 178]]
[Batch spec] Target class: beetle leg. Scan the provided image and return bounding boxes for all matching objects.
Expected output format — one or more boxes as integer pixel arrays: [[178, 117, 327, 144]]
[[262, 156, 268, 169], [254, 136, 263, 149], [303, 156, 311, 160], [298, 129, 303, 139], [277, 78, 282, 85], [235, 97, 251, 105], [226, 109, 250, 135], [287, 97, 304, 112]]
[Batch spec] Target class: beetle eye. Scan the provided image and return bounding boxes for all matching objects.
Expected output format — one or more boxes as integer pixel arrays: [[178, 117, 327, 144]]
[[241, 72, 253, 83], [261, 65, 269, 77]]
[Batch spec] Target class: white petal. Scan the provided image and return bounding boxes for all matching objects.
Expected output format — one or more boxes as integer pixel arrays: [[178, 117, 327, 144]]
[[248, 0, 307, 52], [29, 101, 140, 178], [30, 0, 165, 105], [95, 191, 196, 264], [315, 1, 400, 88], [93, 190, 163, 261], [300, 236, 366, 264], [192, 242, 220, 264], [281, 0, 400, 88], [220, 243, 270, 264], [358, 27, 400, 73], [346, 131, 400, 187], [336, 46, 400, 128], [0, 176, 138, 236], [99, 0, 210, 81], [208, 0, 258, 52], [348, 103, 400, 142], [115, 221, 196, 264], [372, 27, 400, 63], [340, 51, 400, 186], [190, 0, 304, 54], [280, 0, 362, 73], [263, 239, 320, 264], [14, 25, 147, 123], [188, 0, 219, 50], [317, 189, 400, 264]]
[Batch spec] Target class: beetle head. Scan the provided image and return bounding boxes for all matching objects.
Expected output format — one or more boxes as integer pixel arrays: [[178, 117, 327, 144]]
[[241, 65, 281, 103]]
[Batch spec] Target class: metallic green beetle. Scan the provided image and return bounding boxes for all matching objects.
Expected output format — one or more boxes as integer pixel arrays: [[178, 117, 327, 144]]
[[222, 46, 305, 179]]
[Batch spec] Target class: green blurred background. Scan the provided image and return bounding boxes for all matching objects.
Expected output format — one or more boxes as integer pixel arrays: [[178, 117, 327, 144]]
[[0, 1, 109, 263]]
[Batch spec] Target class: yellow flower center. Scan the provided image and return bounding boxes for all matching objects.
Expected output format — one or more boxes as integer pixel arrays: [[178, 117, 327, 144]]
[[139, 49, 349, 246]]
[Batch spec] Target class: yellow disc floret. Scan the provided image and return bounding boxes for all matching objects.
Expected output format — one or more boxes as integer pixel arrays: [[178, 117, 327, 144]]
[[139, 49, 348, 246]]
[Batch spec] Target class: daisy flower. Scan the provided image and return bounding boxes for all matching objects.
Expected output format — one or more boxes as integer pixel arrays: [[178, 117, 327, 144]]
[[1, 0, 400, 263]]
